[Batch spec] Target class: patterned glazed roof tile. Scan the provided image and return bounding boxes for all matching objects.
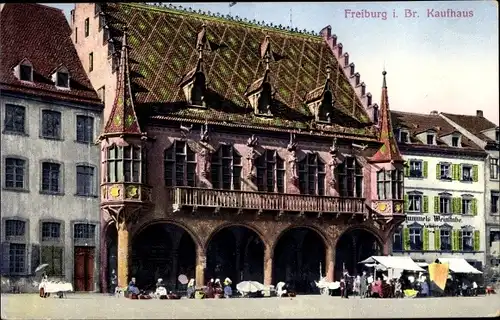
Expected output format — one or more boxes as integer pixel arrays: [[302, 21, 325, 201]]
[[0, 3, 101, 106], [103, 3, 374, 137]]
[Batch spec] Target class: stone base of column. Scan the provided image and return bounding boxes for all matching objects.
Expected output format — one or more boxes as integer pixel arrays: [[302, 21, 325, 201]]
[[117, 227, 130, 288]]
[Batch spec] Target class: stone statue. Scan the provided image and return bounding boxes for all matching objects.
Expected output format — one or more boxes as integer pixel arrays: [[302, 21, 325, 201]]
[[200, 147, 212, 179], [287, 133, 298, 181], [200, 121, 210, 143], [328, 138, 340, 187], [246, 135, 259, 180]]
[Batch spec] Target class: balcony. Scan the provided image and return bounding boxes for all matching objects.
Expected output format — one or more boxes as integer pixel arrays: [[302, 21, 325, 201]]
[[169, 187, 366, 215]]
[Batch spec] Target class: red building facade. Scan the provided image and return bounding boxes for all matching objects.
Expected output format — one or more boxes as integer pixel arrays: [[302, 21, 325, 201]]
[[72, 3, 405, 293]]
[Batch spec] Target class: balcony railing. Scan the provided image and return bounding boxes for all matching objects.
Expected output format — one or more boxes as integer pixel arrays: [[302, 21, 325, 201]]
[[169, 187, 366, 214]]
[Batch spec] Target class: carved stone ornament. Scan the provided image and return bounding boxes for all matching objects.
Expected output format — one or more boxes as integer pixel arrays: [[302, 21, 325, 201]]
[[199, 147, 212, 179], [246, 134, 259, 180], [180, 123, 194, 138], [328, 138, 340, 187]]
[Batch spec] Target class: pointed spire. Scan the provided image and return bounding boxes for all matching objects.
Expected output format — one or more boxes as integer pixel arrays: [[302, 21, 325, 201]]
[[370, 70, 403, 163], [103, 27, 142, 135], [326, 64, 332, 80]]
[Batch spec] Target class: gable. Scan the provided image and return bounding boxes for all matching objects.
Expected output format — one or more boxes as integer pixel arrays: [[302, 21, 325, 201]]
[[103, 3, 375, 137]]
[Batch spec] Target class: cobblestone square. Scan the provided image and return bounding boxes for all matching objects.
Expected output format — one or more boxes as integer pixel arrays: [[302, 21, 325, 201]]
[[2, 293, 499, 319]]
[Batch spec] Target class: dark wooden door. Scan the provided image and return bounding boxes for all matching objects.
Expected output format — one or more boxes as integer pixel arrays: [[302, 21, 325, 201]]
[[74, 247, 95, 291]]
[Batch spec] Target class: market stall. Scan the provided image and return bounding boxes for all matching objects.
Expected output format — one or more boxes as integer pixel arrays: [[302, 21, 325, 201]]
[[436, 258, 482, 274]]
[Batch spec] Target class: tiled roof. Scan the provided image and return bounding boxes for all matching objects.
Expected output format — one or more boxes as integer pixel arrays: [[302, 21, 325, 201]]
[[0, 3, 101, 106], [390, 111, 483, 151], [441, 112, 498, 143], [102, 3, 375, 138], [103, 30, 142, 135], [371, 72, 403, 162]]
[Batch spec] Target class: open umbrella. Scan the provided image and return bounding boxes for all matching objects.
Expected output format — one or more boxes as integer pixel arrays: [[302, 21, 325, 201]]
[[35, 264, 49, 273], [236, 281, 264, 293]]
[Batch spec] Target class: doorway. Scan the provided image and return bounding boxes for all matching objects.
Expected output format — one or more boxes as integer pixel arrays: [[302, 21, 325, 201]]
[[74, 246, 95, 291]]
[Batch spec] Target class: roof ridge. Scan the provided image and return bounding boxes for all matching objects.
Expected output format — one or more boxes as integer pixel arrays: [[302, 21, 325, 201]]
[[391, 110, 441, 117], [124, 2, 323, 40]]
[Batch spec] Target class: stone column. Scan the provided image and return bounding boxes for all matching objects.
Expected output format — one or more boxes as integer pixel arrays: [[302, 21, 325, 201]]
[[383, 239, 391, 255], [325, 244, 335, 282], [263, 245, 273, 286], [117, 220, 130, 288], [195, 246, 206, 288]]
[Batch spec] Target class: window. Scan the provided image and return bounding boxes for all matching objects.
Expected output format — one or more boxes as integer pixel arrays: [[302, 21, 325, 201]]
[[440, 229, 452, 251], [41, 246, 63, 276], [41, 222, 61, 240], [407, 193, 422, 213], [298, 153, 326, 196], [490, 158, 499, 180], [41, 110, 61, 139], [492, 191, 499, 214], [337, 157, 363, 197], [74, 223, 95, 240], [461, 230, 473, 251], [76, 115, 94, 143], [107, 146, 145, 183], [89, 52, 93, 72], [9, 243, 26, 274], [392, 228, 402, 251], [452, 136, 459, 147], [164, 141, 196, 187], [56, 71, 69, 88], [317, 91, 333, 122], [76, 165, 95, 196], [41, 162, 61, 193], [439, 163, 451, 179], [426, 134, 434, 145], [496, 130, 500, 143], [256, 149, 285, 193], [97, 86, 105, 103], [211, 145, 242, 190], [409, 160, 423, 178], [84, 18, 89, 37], [376, 169, 403, 200], [461, 197, 473, 215], [461, 165, 473, 182], [19, 63, 33, 82], [4, 158, 26, 189], [5, 220, 26, 237], [75, 27, 78, 43], [409, 227, 422, 250], [399, 130, 409, 143], [4, 104, 25, 133], [439, 194, 451, 214]]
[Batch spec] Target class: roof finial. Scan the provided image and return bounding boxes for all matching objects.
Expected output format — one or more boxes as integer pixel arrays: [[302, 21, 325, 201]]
[[122, 26, 128, 49], [382, 70, 387, 89], [197, 24, 207, 61], [326, 64, 332, 80]]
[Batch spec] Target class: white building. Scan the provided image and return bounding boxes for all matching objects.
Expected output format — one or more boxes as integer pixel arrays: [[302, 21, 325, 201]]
[[0, 4, 103, 292], [440, 110, 500, 279], [390, 110, 487, 270]]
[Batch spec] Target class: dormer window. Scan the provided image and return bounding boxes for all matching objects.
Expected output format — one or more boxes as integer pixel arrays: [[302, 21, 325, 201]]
[[426, 133, 435, 145], [496, 129, 500, 143], [399, 129, 410, 143], [317, 90, 333, 123], [56, 71, 69, 88], [258, 82, 273, 115], [15, 60, 33, 82], [452, 136, 459, 147], [191, 72, 206, 107]]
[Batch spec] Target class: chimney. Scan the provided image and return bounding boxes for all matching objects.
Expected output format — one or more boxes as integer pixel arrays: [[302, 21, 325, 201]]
[[320, 25, 332, 39], [430, 110, 438, 115], [476, 110, 483, 117], [343, 53, 349, 67], [337, 43, 343, 56]]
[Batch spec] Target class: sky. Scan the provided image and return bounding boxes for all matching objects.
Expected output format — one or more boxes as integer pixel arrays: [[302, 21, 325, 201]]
[[47, 1, 499, 124]]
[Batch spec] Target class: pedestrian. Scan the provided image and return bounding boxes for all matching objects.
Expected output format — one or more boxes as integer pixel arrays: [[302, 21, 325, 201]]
[[353, 275, 361, 297], [340, 278, 346, 298], [223, 277, 232, 298], [360, 271, 368, 298], [110, 269, 117, 296], [187, 278, 195, 299]]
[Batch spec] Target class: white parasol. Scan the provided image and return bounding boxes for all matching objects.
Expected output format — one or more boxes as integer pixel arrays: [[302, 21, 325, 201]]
[[236, 281, 265, 293], [178, 274, 188, 285], [35, 264, 49, 273]]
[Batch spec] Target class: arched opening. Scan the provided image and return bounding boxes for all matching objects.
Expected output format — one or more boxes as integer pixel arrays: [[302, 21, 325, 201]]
[[273, 227, 326, 294], [105, 224, 118, 293], [206, 226, 264, 286], [131, 223, 196, 291], [335, 228, 381, 280]]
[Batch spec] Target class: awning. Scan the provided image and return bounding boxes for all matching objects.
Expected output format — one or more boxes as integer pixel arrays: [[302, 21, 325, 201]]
[[417, 262, 429, 268], [359, 256, 425, 272], [437, 258, 482, 274]]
